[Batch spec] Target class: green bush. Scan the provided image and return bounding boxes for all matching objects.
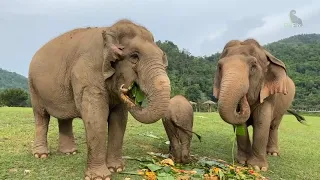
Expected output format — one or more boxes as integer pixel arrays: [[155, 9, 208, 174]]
[[0, 88, 29, 107]]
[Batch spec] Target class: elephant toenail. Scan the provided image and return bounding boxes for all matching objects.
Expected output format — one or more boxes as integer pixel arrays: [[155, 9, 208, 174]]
[[84, 176, 90, 180], [238, 160, 246, 165], [34, 154, 39, 158], [272, 153, 277, 156], [105, 178, 110, 180], [66, 152, 70, 155], [109, 168, 114, 172], [261, 167, 268, 171], [116, 168, 122, 172], [72, 151, 77, 155], [95, 177, 103, 180], [40, 154, 47, 158], [253, 166, 260, 172]]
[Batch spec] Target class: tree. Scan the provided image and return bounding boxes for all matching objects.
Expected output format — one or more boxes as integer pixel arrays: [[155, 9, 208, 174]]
[[0, 88, 29, 107], [185, 84, 202, 102]]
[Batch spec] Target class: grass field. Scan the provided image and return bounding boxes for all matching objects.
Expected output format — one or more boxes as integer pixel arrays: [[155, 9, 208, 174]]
[[0, 107, 319, 180]]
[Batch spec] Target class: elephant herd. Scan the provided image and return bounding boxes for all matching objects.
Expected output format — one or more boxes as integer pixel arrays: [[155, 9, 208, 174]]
[[26, 19, 305, 180]]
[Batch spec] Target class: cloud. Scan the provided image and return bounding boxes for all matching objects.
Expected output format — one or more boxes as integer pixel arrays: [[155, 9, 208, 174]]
[[207, 25, 228, 41], [245, 2, 320, 40]]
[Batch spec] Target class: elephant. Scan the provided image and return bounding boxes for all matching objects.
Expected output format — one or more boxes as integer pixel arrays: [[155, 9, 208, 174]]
[[28, 19, 171, 180], [162, 95, 201, 164], [213, 38, 306, 172]]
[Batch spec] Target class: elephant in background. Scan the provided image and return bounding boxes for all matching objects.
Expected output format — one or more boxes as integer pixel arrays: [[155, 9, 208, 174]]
[[28, 19, 171, 180], [162, 95, 201, 164], [213, 39, 305, 172]]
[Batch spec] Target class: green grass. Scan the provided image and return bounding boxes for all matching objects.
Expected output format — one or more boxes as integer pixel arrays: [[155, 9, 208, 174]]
[[0, 107, 319, 180]]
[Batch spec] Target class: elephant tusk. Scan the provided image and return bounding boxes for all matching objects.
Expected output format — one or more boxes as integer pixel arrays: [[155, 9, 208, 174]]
[[120, 93, 136, 108], [120, 84, 129, 93]]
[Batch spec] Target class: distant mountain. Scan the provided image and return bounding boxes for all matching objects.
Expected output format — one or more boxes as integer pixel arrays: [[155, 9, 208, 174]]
[[0, 68, 28, 91]]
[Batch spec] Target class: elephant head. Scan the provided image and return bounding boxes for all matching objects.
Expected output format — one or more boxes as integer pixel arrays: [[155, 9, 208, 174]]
[[213, 39, 288, 125], [102, 20, 171, 124]]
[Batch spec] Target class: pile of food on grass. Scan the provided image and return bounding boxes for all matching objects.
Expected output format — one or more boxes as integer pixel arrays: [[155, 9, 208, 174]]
[[121, 152, 269, 180]]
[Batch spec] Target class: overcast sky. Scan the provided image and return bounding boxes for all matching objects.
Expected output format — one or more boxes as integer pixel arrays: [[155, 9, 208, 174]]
[[1, 0, 319, 77]]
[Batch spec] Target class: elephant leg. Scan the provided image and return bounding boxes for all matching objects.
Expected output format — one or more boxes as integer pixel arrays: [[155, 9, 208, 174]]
[[179, 129, 192, 164], [162, 119, 181, 162], [247, 104, 272, 172], [235, 124, 252, 165], [267, 116, 283, 156], [58, 119, 77, 155], [81, 88, 110, 180], [162, 119, 173, 153], [106, 103, 128, 173], [32, 109, 50, 159], [170, 135, 182, 163]]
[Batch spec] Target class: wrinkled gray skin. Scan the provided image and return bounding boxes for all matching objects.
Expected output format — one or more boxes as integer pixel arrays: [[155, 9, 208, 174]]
[[28, 19, 171, 180], [162, 95, 194, 164], [213, 39, 299, 172]]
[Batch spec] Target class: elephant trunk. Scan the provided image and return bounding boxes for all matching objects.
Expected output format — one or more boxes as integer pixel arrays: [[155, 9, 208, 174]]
[[217, 70, 250, 125], [128, 61, 171, 124]]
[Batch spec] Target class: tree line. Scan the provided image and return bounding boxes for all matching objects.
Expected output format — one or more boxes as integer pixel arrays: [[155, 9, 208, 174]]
[[0, 88, 30, 107]]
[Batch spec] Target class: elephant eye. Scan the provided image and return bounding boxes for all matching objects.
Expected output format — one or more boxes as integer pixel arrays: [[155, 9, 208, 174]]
[[130, 52, 139, 59], [218, 63, 222, 71], [129, 52, 139, 64], [251, 63, 257, 72]]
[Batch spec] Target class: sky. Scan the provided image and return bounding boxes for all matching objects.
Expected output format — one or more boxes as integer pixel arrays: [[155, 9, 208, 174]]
[[0, 0, 319, 77]]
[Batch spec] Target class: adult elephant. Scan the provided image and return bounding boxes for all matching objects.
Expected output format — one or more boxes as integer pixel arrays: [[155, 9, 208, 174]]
[[213, 39, 301, 172], [28, 19, 171, 180]]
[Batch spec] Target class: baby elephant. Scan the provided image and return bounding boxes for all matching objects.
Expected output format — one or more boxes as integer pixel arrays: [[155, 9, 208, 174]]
[[162, 95, 201, 164]]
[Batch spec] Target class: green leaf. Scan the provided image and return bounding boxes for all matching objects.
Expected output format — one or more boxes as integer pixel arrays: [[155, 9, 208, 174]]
[[119, 171, 141, 175], [218, 169, 225, 179], [192, 168, 205, 176], [197, 159, 227, 169], [235, 125, 246, 136], [146, 163, 163, 172], [128, 82, 146, 106], [141, 99, 148, 108], [135, 88, 145, 103], [161, 166, 172, 173], [139, 132, 161, 139], [157, 172, 175, 180]]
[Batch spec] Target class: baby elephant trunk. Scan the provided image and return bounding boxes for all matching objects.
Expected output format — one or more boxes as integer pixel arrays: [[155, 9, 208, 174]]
[[180, 139, 192, 164]]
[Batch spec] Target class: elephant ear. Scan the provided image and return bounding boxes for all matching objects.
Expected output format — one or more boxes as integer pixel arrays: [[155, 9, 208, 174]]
[[260, 49, 288, 103], [101, 30, 124, 80]]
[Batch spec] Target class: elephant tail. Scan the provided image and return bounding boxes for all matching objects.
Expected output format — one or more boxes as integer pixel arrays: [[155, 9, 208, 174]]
[[287, 109, 307, 125], [171, 119, 202, 142]]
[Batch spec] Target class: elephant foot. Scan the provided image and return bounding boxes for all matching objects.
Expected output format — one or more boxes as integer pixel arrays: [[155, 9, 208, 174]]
[[59, 138, 77, 155], [59, 146, 77, 155], [107, 159, 125, 173], [267, 152, 279, 156], [84, 165, 111, 180], [33, 146, 49, 159], [236, 151, 249, 165], [267, 147, 280, 156], [247, 156, 268, 172], [33, 153, 49, 159]]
